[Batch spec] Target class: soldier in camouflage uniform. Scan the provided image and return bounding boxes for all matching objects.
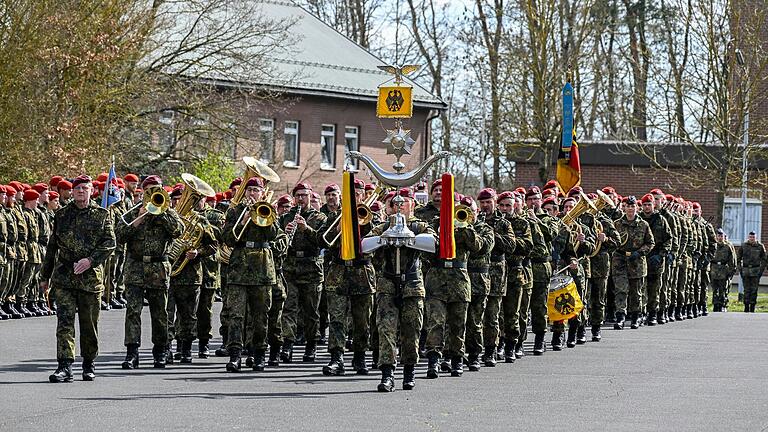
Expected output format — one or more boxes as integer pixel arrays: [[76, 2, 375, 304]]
[[424, 196, 484, 378], [680, 202, 699, 319], [414, 179, 442, 222], [692, 202, 716, 315], [222, 176, 287, 371], [652, 191, 679, 324], [197, 197, 225, 358], [669, 197, 689, 321], [318, 183, 342, 344], [118, 175, 185, 369], [214, 177, 241, 358], [587, 193, 620, 341], [612, 196, 655, 329], [279, 182, 327, 363], [321, 181, 378, 376], [499, 191, 533, 361], [464, 199, 495, 371], [41, 175, 116, 382], [534, 196, 560, 353], [18, 189, 42, 316], [0, 187, 10, 320], [738, 232, 766, 313], [368, 189, 436, 392], [1, 185, 22, 319], [710, 229, 736, 312], [639, 194, 672, 326], [9, 185, 30, 317], [477, 189, 515, 366]]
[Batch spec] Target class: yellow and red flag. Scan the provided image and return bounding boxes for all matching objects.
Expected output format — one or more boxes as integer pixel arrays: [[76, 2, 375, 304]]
[[438, 172, 455, 259], [340, 171, 361, 260]]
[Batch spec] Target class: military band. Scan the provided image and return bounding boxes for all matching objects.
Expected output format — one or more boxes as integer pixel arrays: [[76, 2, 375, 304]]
[[0, 166, 764, 392]]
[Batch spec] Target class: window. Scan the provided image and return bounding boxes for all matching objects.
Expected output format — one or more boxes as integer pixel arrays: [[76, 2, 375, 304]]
[[722, 193, 763, 243], [284, 120, 299, 167], [258, 118, 274, 162], [344, 126, 359, 170], [321, 124, 335, 169]]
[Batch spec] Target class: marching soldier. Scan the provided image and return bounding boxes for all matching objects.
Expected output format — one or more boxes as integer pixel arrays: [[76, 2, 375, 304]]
[[612, 196, 655, 329], [18, 189, 42, 316], [280, 182, 327, 363], [1, 185, 21, 319], [41, 175, 116, 382], [118, 175, 184, 369], [529, 194, 559, 354], [0, 187, 9, 320], [414, 179, 441, 222], [587, 192, 620, 341], [692, 202, 716, 315], [651, 190, 678, 324], [318, 183, 342, 346], [710, 229, 736, 312], [368, 189, 436, 391], [738, 231, 766, 313], [197, 196, 225, 358], [639, 194, 672, 326], [10, 184, 30, 317]]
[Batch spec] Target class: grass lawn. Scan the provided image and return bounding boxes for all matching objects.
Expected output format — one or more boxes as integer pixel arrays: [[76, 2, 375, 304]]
[[712, 289, 768, 313]]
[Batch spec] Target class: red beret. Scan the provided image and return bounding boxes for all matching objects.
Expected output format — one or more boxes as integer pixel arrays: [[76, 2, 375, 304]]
[[9, 181, 23, 192], [430, 179, 442, 192], [525, 186, 541, 198], [96, 172, 109, 183], [399, 187, 414, 198], [365, 183, 376, 191], [49, 176, 63, 187], [214, 192, 224, 202], [477, 188, 496, 201], [415, 182, 427, 191], [542, 196, 558, 207], [276, 194, 291, 206], [48, 191, 59, 200], [124, 173, 139, 183], [6, 184, 17, 194], [497, 191, 514, 203], [542, 188, 556, 198], [665, 194, 675, 201], [543, 180, 559, 190], [587, 193, 598, 200], [92, 181, 102, 191], [370, 201, 383, 212], [170, 186, 184, 198], [459, 196, 475, 207], [515, 187, 527, 196], [353, 179, 365, 190], [32, 183, 48, 193], [72, 175, 92, 188], [23, 189, 40, 202], [562, 196, 577, 205], [229, 177, 242, 189], [641, 193, 654, 203], [324, 183, 340, 195], [292, 182, 312, 195], [649, 188, 664, 196], [223, 190, 233, 200], [692, 202, 701, 210], [383, 191, 396, 202], [163, 186, 173, 193], [22, 183, 31, 191], [205, 195, 216, 203], [142, 175, 162, 189], [115, 178, 125, 188], [602, 186, 616, 195], [567, 186, 583, 197], [0, 185, 6, 195], [57, 180, 72, 191], [675, 197, 684, 204], [245, 177, 264, 189]]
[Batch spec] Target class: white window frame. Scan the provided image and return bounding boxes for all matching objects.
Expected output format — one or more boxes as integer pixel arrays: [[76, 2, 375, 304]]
[[321, 124, 336, 170], [283, 120, 299, 167], [258, 118, 275, 162], [722, 195, 763, 243], [344, 126, 359, 171]]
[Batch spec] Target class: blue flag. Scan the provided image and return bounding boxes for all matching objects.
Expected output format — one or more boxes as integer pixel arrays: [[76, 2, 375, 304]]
[[561, 82, 574, 152], [101, 163, 120, 208]]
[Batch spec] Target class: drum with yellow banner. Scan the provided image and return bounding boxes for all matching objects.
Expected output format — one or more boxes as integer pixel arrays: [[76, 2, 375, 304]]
[[547, 274, 584, 322]]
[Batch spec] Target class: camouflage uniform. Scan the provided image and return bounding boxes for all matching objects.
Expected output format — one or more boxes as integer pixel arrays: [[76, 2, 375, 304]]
[[587, 213, 620, 328], [695, 215, 716, 312], [369, 217, 436, 368], [40, 201, 115, 365], [32, 206, 51, 307], [552, 219, 595, 343], [414, 201, 440, 223], [529, 210, 557, 339], [10, 205, 28, 314], [612, 215, 654, 323], [604, 206, 624, 320], [318, 203, 340, 341], [673, 212, 690, 319], [465, 220, 494, 361], [117, 206, 184, 359], [197, 207, 225, 350], [0, 206, 9, 309], [16, 206, 38, 310], [681, 215, 699, 316], [500, 213, 533, 358], [1, 205, 19, 315], [657, 207, 679, 320], [424, 220, 484, 366], [738, 240, 766, 310], [639, 210, 671, 320], [710, 239, 736, 310], [481, 210, 515, 360], [280, 206, 327, 350]]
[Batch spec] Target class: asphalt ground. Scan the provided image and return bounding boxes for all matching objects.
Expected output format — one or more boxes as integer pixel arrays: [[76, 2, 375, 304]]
[[1, 304, 767, 432]]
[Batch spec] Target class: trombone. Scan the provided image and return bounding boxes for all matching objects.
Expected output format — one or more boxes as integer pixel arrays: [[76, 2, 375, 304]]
[[232, 197, 278, 240], [454, 204, 475, 228], [322, 186, 382, 246], [121, 187, 170, 226]]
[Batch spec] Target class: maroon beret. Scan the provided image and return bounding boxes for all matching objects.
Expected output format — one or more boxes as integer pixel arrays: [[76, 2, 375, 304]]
[[292, 182, 312, 195], [525, 186, 541, 198], [477, 188, 496, 201], [543, 180, 559, 190], [641, 193, 654, 204], [370, 201, 382, 212], [567, 186, 583, 198], [276, 194, 292, 206], [49, 176, 63, 187], [170, 186, 184, 198], [142, 175, 162, 189], [312, 192, 321, 200], [602, 186, 616, 195], [587, 193, 598, 200], [32, 183, 48, 193], [124, 173, 139, 183], [365, 183, 376, 191], [430, 179, 442, 192], [324, 183, 340, 195], [72, 175, 92, 188], [383, 191, 396, 202], [649, 188, 664, 196], [245, 177, 264, 189], [57, 180, 73, 191], [23, 189, 40, 202], [353, 179, 365, 190], [48, 191, 59, 200], [497, 191, 514, 203], [459, 196, 475, 207], [665, 194, 675, 201], [229, 177, 242, 189], [542, 196, 558, 207], [399, 187, 414, 198], [692, 202, 701, 210], [96, 172, 109, 183]]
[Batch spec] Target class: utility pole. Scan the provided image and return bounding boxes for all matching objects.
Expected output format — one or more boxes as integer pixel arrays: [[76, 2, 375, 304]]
[[736, 49, 749, 301]]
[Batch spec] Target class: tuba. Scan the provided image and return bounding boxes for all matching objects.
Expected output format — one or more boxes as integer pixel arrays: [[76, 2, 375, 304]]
[[168, 173, 216, 276]]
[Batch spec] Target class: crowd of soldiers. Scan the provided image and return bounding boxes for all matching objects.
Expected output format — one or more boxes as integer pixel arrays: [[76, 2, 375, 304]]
[[0, 172, 765, 391]]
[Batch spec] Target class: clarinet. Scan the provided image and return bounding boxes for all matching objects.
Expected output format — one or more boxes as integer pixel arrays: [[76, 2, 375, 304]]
[[286, 204, 304, 246]]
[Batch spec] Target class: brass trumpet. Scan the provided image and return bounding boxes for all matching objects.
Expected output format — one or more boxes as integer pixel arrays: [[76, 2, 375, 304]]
[[454, 204, 475, 228], [121, 187, 170, 226], [322, 185, 382, 246]]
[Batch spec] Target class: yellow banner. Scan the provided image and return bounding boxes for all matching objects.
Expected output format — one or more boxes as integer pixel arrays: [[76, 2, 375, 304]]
[[377, 86, 413, 118], [547, 278, 584, 322]]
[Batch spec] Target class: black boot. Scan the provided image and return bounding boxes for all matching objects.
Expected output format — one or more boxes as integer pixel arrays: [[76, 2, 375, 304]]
[[280, 341, 293, 363], [245, 355, 254, 368], [214, 344, 229, 357], [122, 344, 139, 369], [426, 352, 439, 379], [303, 341, 316, 362], [668, 306, 676, 322], [482, 345, 496, 367], [692, 304, 699, 318], [647, 310, 657, 326], [657, 310, 666, 324], [377, 365, 395, 392], [504, 339, 516, 363], [267, 345, 280, 366], [514, 340, 525, 359], [82, 361, 96, 381], [352, 351, 368, 375], [450, 356, 463, 377], [467, 353, 481, 371], [153, 346, 167, 368], [674, 306, 683, 321], [198, 339, 210, 359], [49, 360, 73, 383], [17, 301, 33, 318], [402, 364, 416, 390], [322, 348, 345, 376], [701, 304, 708, 316], [750, 303, 756, 313], [27, 301, 42, 317], [533, 333, 546, 355], [165, 343, 175, 365], [614, 312, 626, 330], [109, 297, 124, 309], [252, 350, 266, 371], [0, 304, 8, 320], [576, 325, 587, 344], [591, 324, 601, 342], [180, 340, 193, 364], [4, 303, 21, 319], [566, 326, 577, 348], [686, 304, 694, 319], [496, 340, 505, 358], [551, 331, 563, 351], [36, 301, 50, 316], [630, 313, 639, 329], [439, 356, 451, 373], [226, 348, 242, 372]]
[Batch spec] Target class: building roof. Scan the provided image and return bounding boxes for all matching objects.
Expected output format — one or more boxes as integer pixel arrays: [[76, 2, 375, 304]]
[[156, 1, 446, 110]]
